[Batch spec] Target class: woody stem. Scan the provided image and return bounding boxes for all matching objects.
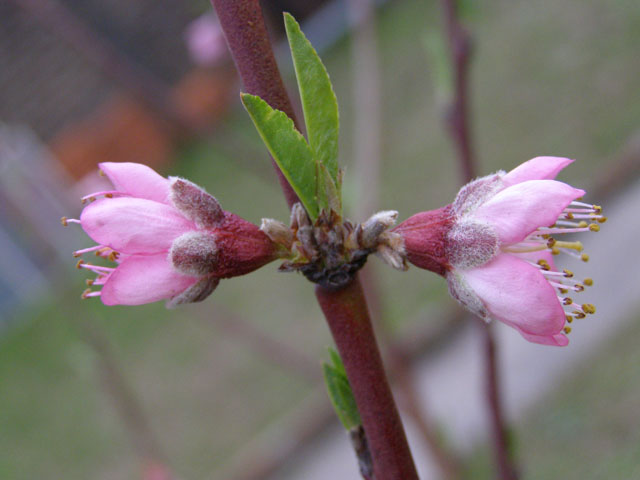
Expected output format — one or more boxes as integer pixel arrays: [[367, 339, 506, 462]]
[[210, 1, 418, 478]]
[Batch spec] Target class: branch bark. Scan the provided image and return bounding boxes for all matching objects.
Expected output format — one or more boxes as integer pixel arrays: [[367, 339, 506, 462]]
[[316, 279, 418, 479], [210, 1, 418, 477]]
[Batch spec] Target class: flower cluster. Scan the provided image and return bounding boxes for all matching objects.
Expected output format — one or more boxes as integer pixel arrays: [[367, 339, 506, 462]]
[[64, 162, 277, 307], [66, 158, 603, 347], [392, 157, 604, 346]]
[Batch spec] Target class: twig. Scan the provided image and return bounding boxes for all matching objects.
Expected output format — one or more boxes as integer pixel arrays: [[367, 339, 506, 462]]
[[210, 1, 419, 477], [316, 279, 418, 479], [437, 1, 519, 479], [210, 0, 299, 210]]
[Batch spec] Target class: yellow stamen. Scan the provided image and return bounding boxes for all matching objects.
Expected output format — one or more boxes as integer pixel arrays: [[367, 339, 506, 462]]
[[578, 221, 588, 228], [98, 169, 105, 176], [61, 216, 68, 226], [504, 244, 547, 253], [551, 247, 560, 255], [589, 223, 600, 232], [565, 212, 574, 219], [76, 260, 85, 269], [563, 269, 574, 278], [86, 279, 94, 286], [593, 205, 602, 213], [105, 193, 114, 198], [566, 316, 573, 324], [559, 288, 569, 294], [583, 278, 593, 286], [555, 241, 583, 252], [563, 297, 573, 306], [597, 216, 607, 223], [81, 288, 92, 299], [546, 238, 556, 248], [564, 326, 572, 334], [581, 253, 589, 262], [575, 312, 586, 319]]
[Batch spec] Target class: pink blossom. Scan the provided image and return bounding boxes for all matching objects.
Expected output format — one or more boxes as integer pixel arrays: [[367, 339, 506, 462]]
[[393, 157, 605, 346], [64, 162, 277, 307], [184, 12, 228, 66]]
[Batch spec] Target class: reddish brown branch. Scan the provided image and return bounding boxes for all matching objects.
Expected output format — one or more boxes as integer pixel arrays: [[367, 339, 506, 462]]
[[210, 0, 299, 209], [316, 278, 419, 479], [438, 1, 519, 478], [211, 1, 418, 477]]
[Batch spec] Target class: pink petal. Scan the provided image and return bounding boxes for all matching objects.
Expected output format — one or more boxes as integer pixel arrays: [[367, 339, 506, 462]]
[[81, 197, 194, 254], [101, 254, 198, 305], [472, 180, 585, 244], [99, 162, 170, 203], [502, 157, 574, 187], [516, 329, 569, 347], [462, 253, 566, 338]]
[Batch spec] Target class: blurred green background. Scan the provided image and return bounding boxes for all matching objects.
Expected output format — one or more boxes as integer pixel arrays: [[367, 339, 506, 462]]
[[1, 0, 639, 478]]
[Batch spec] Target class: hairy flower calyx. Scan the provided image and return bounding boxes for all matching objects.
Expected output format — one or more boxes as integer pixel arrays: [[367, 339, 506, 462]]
[[392, 156, 605, 346], [66, 163, 278, 307], [261, 204, 402, 290]]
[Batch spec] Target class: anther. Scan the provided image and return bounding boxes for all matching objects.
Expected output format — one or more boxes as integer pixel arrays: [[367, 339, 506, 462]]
[[575, 284, 584, 292], [546, 238, 556, 248], [565, 212, 574, 219], [575, 312, 586, 319], [597, 216, 607, 223], [551, 247, 560, 255], [98, 169, 105, 176], [589, 223, 600, 232], [563, 269, 574, 278], [559, 288, 569, 294], [108, 252, 119, 261], [563, 297, 573, 305], [563, 326, 572, 334], [76, 260, 85, 269], [61, 216, 68, 226], [86, 279, 94, 286], [81, 288, 92, 299], [581, 253, 589, 262], [578, 221, 588, 228], [105, 193, 114, 198], [593, 205, 602, 213], [566, 316, 573, 323], [583, 278, 593, 286]]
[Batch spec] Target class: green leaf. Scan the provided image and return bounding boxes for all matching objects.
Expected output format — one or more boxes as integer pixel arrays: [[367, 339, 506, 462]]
[[323, 347, 361, 430], [284, 13, 340, 188], [317, 163, 341, 216], [241, 93, 319, 219]]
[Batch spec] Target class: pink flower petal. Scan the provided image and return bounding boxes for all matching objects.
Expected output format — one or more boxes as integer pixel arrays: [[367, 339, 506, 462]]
[[516, 329, 569, 347], [462, 253, 566, 338], [81, 197, 194, 254], [502, 157, 574, 187], [99, 162, 170, 203], [472, 180, 585, 245], [101, 254, 198, 305]]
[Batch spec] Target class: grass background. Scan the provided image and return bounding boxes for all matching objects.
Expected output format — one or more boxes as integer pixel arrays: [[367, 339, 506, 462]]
[[1, 0, 639, 478]]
